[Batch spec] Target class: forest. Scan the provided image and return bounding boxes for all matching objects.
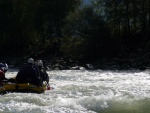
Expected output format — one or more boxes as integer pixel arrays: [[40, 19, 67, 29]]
[[0, 0, 150, 69]]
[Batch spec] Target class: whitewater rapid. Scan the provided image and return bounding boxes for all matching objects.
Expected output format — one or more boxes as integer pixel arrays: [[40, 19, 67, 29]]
[[1, 69, 150, 113]]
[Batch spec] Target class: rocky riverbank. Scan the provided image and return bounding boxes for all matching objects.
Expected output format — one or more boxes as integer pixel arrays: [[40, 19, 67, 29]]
[[45, 56, 150, 70], [1, 54, 150, 71]]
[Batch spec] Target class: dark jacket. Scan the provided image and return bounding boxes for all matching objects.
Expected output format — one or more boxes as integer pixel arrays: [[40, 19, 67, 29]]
[[16, 63, 42, 86], [37, 66, 49, 83]]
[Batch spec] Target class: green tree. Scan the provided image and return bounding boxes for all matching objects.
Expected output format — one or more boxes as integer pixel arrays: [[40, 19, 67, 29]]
[[61, 6, 111, 60], [33, 0, 81, 56], [0, 0, 12, 53], [93, 0, 150, 57], [0, 0, 81, 58]]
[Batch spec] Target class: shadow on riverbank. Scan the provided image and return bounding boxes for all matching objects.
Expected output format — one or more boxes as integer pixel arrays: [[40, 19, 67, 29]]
[[44, 57, 150, 71], [1, 55, 150, 71]]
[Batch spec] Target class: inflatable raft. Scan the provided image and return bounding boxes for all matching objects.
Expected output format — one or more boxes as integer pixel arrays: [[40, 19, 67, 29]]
[[0, 82, 47, 94]]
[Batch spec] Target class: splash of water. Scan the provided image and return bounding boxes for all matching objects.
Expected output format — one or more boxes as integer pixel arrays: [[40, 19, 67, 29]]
[[1, 69, 150, 113]]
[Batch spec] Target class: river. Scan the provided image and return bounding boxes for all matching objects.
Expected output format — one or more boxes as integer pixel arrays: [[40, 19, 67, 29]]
[[1, 69, 150, 113]]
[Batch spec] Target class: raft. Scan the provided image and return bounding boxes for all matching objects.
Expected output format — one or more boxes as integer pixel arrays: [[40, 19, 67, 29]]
[[0, 82, 47, 94]]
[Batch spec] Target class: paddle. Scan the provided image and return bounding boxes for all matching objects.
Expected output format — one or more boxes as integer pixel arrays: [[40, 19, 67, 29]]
[[45, 81, 51, 90]]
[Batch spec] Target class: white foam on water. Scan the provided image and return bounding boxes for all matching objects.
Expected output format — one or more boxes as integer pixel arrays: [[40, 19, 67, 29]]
[[1, 70, 150, 113]]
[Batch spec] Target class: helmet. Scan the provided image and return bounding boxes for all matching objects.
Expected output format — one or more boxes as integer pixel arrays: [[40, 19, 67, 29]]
[[37, 60, 43, 67], [28, 58, 34, 64]]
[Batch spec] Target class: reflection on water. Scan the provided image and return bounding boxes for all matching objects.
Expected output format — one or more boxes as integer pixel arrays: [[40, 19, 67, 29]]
[[1, 70, 150, 113]]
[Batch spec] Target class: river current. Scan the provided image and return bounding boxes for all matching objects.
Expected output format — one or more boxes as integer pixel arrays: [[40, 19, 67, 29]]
[[1, 69, 150, 113]]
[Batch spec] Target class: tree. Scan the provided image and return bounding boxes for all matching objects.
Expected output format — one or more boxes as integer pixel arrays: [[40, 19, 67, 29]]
[[32, 0, 81, 56], [93, 0, 150, 57], [0, 0, 81, 57], [61, 6, 111, 60], [0, 0, 12, 53]]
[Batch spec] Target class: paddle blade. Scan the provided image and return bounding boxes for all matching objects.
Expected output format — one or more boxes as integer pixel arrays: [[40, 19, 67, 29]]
[[47, 87, 51, 90]]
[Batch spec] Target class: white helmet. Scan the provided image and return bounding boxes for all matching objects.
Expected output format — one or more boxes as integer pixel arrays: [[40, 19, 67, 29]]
[[28, 58, 34, 64], [37, 60, 43, 67]]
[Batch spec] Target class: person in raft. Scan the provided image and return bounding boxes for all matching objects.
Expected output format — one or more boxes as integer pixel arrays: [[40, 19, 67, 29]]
[[0, 63, 8, 82], [16, 58, 42, 86], [35, 60, 49, 84]]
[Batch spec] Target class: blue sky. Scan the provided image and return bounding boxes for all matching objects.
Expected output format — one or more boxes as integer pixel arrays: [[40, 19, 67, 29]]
[[83, 0, 91, 4]]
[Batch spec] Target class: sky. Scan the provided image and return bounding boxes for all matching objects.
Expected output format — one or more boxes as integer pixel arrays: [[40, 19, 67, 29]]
[[83, 0, 91, 5]]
